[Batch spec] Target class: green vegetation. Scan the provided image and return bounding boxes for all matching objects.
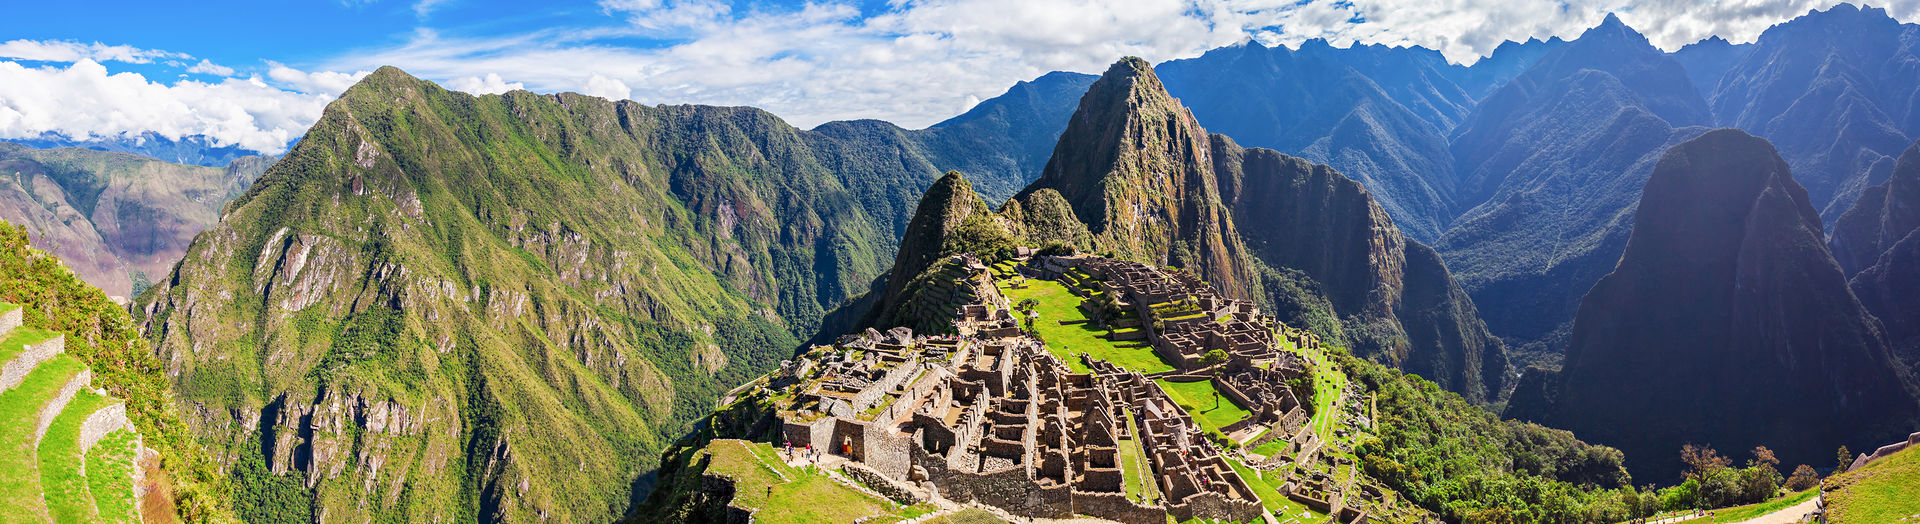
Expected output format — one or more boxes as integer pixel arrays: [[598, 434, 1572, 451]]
[[1153, 379, 1251, 436], [1343, 351, 1645, 522], [1826, 445, 1920, 523], [1116, 411, 1157, 504], [699, 439, 926, 524], [1666, 488, 1818, 523], [0, 222, 233, 521], [0, 354, 85, 522], [86, 429, 141, 524], [1, 326, 58, 363], [999, 277, 1173, 373], [38, 389, 111, 522]]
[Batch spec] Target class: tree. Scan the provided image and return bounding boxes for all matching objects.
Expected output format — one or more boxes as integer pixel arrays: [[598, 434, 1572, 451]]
[[1199, 349, 1229, 408], [1681, 444, 1731, 482], [1784, 464, 1819, 491], [1837, 445, 1853, 472], [1017, 298, 1040, 312]]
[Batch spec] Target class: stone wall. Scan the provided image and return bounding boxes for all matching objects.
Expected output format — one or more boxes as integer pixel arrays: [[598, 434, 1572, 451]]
[[36, 367, 91, 442], [1848, 430, 1920, 471], [78, 399, 132, 453], [843, 462, 922, 505], [1, 332, 65, 394], [0, 306, 20, 336], [1072, 490, 1166, 524]]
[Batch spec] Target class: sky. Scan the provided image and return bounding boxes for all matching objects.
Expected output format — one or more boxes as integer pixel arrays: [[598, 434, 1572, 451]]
[[1, 0, 1914, 155]]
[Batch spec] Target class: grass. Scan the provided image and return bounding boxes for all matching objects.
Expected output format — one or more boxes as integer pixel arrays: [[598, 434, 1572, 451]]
[[1117, 411, 1157, 505], [0, 326, 58, 365], [1826, 444, 1920, 523], [1153, 379, 1252, 435], [702, 439, 923, 524], [924, 508, 1007, 523], [0, 354, 84, 523], [86, 429, 140, 524], [39, 389, 110, 523], [999, 278, 1174, 374], [1671, 488, 1820, 523]]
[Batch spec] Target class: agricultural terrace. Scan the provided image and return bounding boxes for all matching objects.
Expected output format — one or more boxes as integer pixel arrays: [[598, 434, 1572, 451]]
[[699, 439, 931, 524], [1153, 378, 1253, 437]]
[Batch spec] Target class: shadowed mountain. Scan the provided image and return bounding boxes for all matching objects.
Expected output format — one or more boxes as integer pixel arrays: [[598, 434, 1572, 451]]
[[3, 132, 274, 168], [1509, 129, 1920, 482], [1711, 3, 1920, 223], [1156, 40, 1470, 241], [1442, 14, 1712, 360], [0, 143, 271, 298], [1836, 140, 1920, 375]]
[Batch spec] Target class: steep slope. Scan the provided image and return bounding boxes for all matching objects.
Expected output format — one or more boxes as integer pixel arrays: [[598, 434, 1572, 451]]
[[1831, 140, 1920, 274], [1516, 129, 1920, 482], [1443, 15, 1713, 359], [1668, 36, 1752, 100], [1836, 140, 1920, 374], [1452, 37, 1567, 98], [1213, 136, 1508, 401], [0, 221, 235, 521], [1000, 57, 1507, 400], [0, 143, 271, 298], [868, 171, 1020, 333], [1012, 57, 1257, 299], [1711, 3, 1920, 223], [913, 71, 1099, 202], [132, 67, 974, 521], [1158, 41, 1465, 241]]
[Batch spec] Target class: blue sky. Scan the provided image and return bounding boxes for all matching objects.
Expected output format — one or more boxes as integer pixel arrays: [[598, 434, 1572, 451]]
[[0, 0, 1904, 155]]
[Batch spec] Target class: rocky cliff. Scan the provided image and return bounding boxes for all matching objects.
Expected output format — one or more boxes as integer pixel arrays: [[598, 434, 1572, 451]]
[[1835, 140, 1920, 376], [1515, 129, 1920, 481]]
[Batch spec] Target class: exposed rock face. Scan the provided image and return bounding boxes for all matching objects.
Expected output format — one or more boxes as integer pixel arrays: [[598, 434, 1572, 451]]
[[1518, 129, 1920, 481], [1014, 57, 1256, 300], [1213, 137, 1508, 401], [1710, 3, 1920, 223], [0, 143, 271, 298]]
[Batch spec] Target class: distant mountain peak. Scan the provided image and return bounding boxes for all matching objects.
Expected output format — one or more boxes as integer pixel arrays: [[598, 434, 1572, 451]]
[[1579, 12, 1653, 47]]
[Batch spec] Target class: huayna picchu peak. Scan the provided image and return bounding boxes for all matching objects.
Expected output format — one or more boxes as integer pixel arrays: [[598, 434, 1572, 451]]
[[16, 4, 1920, 522]]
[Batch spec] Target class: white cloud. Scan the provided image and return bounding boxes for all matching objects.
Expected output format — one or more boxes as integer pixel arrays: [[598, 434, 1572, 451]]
[[186, 59, 235, 76], [0, 59, 334, 154], [583, 73, 632, 100], [266, 62, 369, 95], [0, 39, 189, 64], [447, 72, 525, 95]]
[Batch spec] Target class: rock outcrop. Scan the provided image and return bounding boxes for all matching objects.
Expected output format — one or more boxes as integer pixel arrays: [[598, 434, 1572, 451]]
[[1513, 129, 1920, 481]]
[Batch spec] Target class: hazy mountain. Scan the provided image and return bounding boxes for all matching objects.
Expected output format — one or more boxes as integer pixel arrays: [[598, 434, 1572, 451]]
[[1510, 129, 1920, 481], [1668, 36, 1752, 100], [1710, 3, 1920, 223], [1442, 15, 1712, 360], [3, 132, 277, 168], [1156, 40, 1469, 241], [0, 143, 271, 298], [1453, 37, 1568, 98]]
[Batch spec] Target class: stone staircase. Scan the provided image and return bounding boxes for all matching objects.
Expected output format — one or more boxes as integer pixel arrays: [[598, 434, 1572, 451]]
[[0, 302, 144, 523]]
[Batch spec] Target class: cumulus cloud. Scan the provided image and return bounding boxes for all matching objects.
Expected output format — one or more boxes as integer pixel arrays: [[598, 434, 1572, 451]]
[[186, 59, 235, 76], [0, 39, 190, 64], [583, 73, 632, 100], [446, 72, 525, 94], [0, 59, 335, 154], [266, 62, 369, 95]]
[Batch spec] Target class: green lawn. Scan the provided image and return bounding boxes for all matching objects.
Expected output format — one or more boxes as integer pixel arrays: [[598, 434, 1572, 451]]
[[1000, 278, 1174, 374], [39, 389, 109, 523], [86, 429, 140, 524], [1117, 411, 1158, 505], [702, 439, 926, 524], [0, 327, 59, 366], [0, 354, 85, 523], [1153, 379, 1252, 435], [1827, 444, 1920, 524]]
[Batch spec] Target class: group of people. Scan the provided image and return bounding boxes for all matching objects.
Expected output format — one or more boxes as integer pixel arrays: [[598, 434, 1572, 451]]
[[784, 440, 822, 463]]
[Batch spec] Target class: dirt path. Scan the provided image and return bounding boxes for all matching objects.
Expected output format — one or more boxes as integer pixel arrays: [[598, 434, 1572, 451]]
[[1730, 495, 1821, 524]]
